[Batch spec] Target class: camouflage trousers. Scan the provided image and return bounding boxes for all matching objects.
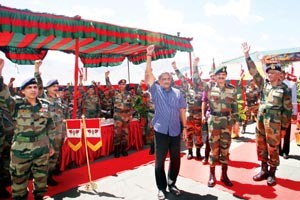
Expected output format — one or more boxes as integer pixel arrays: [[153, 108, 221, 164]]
[[48, 122, 65, 172], [256, 110, 281, 167], [113, 112, 131, 146], [185, 112, 203, 149], [0, 130, 13, 182], [242, 104, 258, 129], [10, 136, 50, 199], [207, 115, 232, 166]]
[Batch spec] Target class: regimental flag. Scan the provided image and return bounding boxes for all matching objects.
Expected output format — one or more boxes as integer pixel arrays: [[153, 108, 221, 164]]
[[84, 118, 102, 151], [65, 119, 82, 151]]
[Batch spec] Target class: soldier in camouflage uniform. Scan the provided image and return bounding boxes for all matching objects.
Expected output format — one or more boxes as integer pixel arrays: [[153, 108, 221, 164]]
[[202, 65, 239, 187], [79, 75, 101, 118], [106, 72, 133, 158], [0, 58, 14, 199], [0, 61, 56, 200], [172, 58, 204, 160], [34, 60, 65, 186], [143, 91, 155, 155], [61, 87, 73, 119], [242, 42, 292, 186], [241, 79, 260, 133], [100, 88, 114, 119]]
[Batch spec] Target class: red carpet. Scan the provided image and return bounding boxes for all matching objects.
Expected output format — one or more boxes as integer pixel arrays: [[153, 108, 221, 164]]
[[179, 139, 300, 200]]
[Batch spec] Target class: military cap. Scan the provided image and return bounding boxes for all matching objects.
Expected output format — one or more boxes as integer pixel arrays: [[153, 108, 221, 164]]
[[58, 86, 64, 91], [118, 79, 126, 85], [214, 65, 227, 75], [45, 79, 59, 88], [20, 77, 37, 90], [87, 85, 95, 89], [266, 63, 281, 73]]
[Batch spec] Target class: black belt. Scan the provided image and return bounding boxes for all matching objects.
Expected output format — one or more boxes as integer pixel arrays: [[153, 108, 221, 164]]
[[211, 111, 230, 117], [14, 133, 47, 142]]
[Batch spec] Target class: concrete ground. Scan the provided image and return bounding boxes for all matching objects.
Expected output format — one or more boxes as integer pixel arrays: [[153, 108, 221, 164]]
[[49, 123, 300, 200]]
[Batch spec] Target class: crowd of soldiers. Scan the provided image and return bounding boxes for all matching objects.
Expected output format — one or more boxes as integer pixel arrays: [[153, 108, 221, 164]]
[[0, 40, 296, 199], [0, 58, 155, 199]]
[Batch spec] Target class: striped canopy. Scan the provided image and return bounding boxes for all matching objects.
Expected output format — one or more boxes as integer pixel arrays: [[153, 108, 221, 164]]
[[0, 5, 193, 67]]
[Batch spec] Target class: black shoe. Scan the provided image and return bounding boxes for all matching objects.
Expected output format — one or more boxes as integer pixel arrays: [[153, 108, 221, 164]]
[[52, 168, 61, 176], [122, 150, 128, 157], [202, 158, 209, 165], [168, 185, 181, 196], [47, 176, 58, 186], [157, 190, 166, 200], [0, 187, 11, 199], [283, 153, 288, 159]]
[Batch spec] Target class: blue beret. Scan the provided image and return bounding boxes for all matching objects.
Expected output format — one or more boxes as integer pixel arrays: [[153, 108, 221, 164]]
[[118, 79, 126, 84], [214, 66, 227, 75], [266, 63, 281, 73], [20, 77, 37, 90], [45, 79, 59, 88]]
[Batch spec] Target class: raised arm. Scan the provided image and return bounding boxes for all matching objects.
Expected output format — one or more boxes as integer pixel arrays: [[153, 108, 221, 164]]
[[0, 58, 4, 91], [34, 60, 45, 97], [145, 45, 156, 87], [242, 42, 264, 90]]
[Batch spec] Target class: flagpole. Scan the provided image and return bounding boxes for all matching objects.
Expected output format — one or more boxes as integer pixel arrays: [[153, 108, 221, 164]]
[[81, 115, 97, 191]]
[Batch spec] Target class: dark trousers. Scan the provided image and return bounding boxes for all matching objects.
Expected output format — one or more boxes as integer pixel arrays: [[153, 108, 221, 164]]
[[154, 131, 181, 190], [279, 123, 291, 155]]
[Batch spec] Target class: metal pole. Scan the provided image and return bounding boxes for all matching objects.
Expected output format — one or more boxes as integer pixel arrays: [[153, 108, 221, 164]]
[[127, 58, 130, 83]]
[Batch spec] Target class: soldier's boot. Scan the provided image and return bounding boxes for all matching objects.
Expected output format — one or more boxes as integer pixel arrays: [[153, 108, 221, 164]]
[[207, 167, 216, 187], [121, 143, 128, 157], [187, 148, 193, 160], [241, 125, 246, 134], [0, 182, 11, 199], [34, 194, 44, 200], [114, 145, 120, 158], [47, 172, 58, 186], [221, 164, 233, 187], [196, 148, 203, 160], [253, 162, 269, 181], [267, 167, 277, 186], [149, 141, 155, 155]]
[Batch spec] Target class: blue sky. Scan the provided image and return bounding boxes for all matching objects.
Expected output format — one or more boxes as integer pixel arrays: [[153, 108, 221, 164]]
[[1, 0, 300, 85]]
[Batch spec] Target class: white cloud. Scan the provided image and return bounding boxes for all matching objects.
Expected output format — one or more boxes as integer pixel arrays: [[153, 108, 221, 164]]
[[144, 0, 184, 33], [204, 0, 263, 24], [260, 33, 269, 41]]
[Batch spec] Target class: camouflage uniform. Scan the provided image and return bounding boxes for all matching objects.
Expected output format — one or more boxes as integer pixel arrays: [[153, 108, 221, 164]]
[[246, 58, 292, 168], [79, 85, 101, 118], [100, 88, 113, 119], [174, 64, 203, 159], [0, 77, 14, 198], [204, 80, 238, 166], [35, 74, 65, 182], [61, 88, 73, 119], [107, 77, 133, 157], [204, 66, 238, 188], [0, 76, 56, 199], [242, 81, 260, 133]]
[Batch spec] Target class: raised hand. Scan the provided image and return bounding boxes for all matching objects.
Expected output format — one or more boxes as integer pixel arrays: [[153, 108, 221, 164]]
[[193, 57, 200, 66], [241, 42, 251, 57], [146, 45, 155, 55]]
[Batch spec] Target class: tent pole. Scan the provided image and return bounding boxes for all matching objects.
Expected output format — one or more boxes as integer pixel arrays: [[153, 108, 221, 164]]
[[189, 52, 192, 77], [72, 38, 79, 119], [127, 58, 130, 83]]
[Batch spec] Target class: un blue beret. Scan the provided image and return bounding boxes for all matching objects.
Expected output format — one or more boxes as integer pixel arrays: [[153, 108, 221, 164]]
[[45, 79, 59, 88], [214, 66, 227, 75], [20, 77, 37, 90], [266, 63, 281, 73]]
